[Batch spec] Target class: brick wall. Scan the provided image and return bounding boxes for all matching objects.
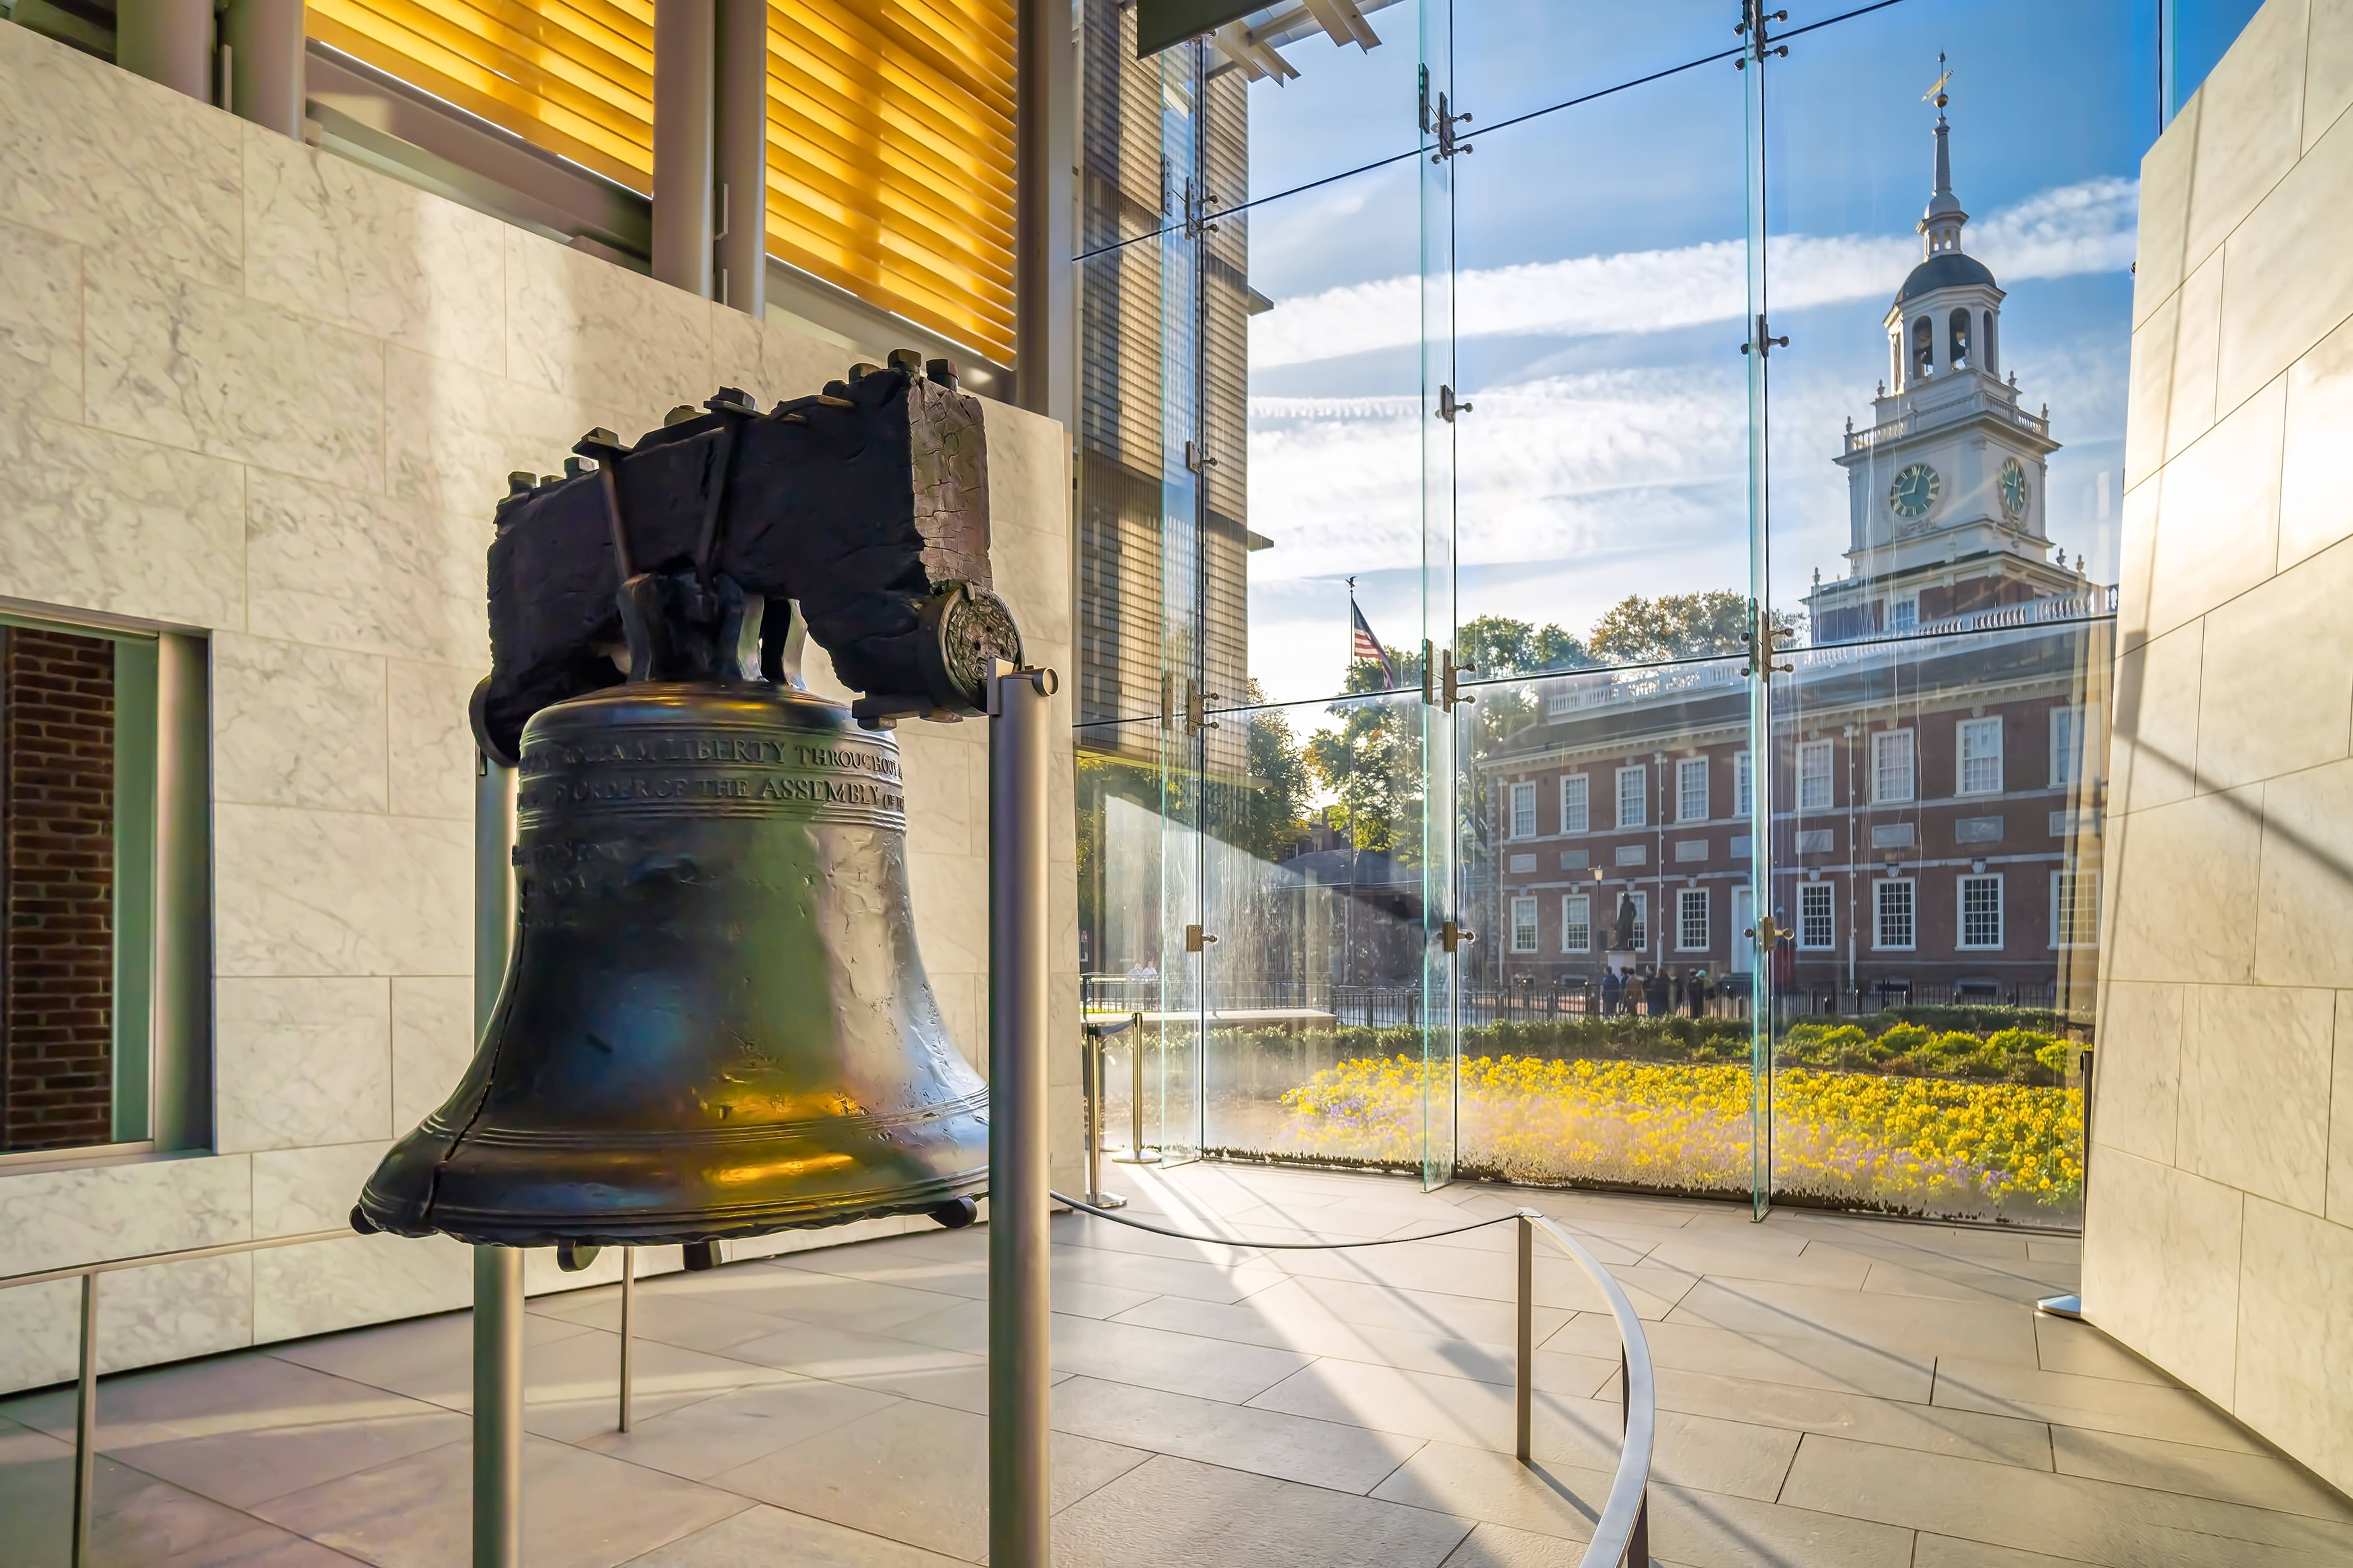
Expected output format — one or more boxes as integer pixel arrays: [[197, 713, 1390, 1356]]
[[2, 628, 116, 1151]]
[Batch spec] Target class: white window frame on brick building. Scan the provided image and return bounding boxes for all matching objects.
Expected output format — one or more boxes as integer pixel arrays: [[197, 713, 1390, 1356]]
[[1957, 873, 2004, 948], [2052, 868, 2101, 947], [1872, 729, 1915, 804], [1616, 765, 1647, 829], [1676, 887, 1710, 951], [1798, 739, 1833, 811], [1874, 877, 1916, 950], [1510, 896, 1539, 953], [1734, 749, 1753, 817], [1560, 773, 1590, 834], [1509, 781, 1536, 839], [1677, 757, 1709, 822], [2050, 704, 2099, 789], [1957, 717, 2003, 796], [1799, 880, 1836, 950], [1561, 894, 1591, 953]]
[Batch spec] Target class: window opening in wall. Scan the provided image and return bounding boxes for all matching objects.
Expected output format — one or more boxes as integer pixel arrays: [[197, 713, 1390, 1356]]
[[1875, 878, 1916, 950], [1797, 739, 1833, 812], [1510, 781, 1536, 839], [1616, 765, 1647, 829], [1889, 596, 1918, 632], [1676, 888, 1709, 952], [2053, 869, 2100, 947], [1510, 896, 1539, 954], [1949, 306, 1972, 369], [1958, 874, 2003, 948], [1624, 892, 1649, 952], [1561, 894, 1591, 953], [1677, 757, 1708, 822], [1872, 729, 1915, 803], [1912, 314, 1933, 378], [1734, 750, 1753, 818], [1799, 881, 1836, 950], [1561, 773, 1589, 834], [1958, 717, 2003, 795], [0, 620, 160, 1159], [2051, 705, 2095, 788]]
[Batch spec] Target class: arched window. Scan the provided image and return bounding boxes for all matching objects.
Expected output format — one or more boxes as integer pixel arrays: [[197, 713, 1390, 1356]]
[[1982, 310, 1998, 376], [1912, 316, 1934, 380], [1949, 307, 1972, 370]]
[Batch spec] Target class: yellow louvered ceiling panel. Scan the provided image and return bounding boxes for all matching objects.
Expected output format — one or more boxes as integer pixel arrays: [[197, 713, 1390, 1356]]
[[767, 0, 1017, 365], [307, 0, 1018, 368]]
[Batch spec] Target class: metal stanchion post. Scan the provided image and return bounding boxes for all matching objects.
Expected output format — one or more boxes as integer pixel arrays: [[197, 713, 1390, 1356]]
[[989, 665, 1055, 1568], [1515, 1213, 1533, 1464], [70, 1273, 97, 1567], [472, 749, 522, 1568], [618, 1248, 635, 1432], [1112, 1011, 1154, 1163], [1082, 1024, 1127, 1208]]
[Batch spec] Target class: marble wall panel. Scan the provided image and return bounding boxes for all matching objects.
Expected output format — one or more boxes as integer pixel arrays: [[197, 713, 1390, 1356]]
[[2195, 533, 2353, 790], [0, 219, 82, 424], [2336, 991, 2353, 1222], [0, 25, 241, 291], [2107, 620, 2201, 813], [255, 1234, 472, 1344], [382, 345, 602, 519], [0, 1154, 249, 1275], [391, 976, 477, 1132], [2277, 312, 2353, 569], [387, 659, 480, 821], [2112, 472, 2160, 649], [216, 804, 471, 978], [2141, 376, 2285, 641], [712, 306, 847, 409], [2101, 788, 2262, 985], [2176, 983, 2333, 1212], [2310, 0, 2353, 151], [215, 977, 395, 1154], [2089, 980, 2182, 1165], [253, 1141, 393, 1235], [504, 230, 713, 435], [242, 127, 507, 375], [2184, 0, 2309, 274], [2082, 1147, 2245, 1408], [245, 470, 489, 667], [0, 417, 247, 630], [2218, 106, 2353, 410], [213, 631, 390, 812], [2164, 252, 2225, 461], [84, 255, 385, 491], [2122, 291, 2178, 494], [2233, 1197, 2353, 1491], [2133, 93, 2198, 325], [2255, 758, 2353, 988]]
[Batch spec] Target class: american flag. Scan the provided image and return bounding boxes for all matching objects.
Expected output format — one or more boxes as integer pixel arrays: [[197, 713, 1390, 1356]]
[[1350, 595, 1396, 689]]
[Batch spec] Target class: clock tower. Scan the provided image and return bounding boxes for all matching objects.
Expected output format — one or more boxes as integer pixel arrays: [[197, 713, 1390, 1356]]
[[1806, 82, 2074, 643]]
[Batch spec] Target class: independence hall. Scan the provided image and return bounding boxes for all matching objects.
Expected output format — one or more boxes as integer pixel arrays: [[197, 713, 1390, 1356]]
[[1476, 117, 2108, 1016]]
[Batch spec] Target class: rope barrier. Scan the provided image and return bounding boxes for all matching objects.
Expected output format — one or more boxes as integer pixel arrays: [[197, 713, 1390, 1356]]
[[1051, 1190, 1522, 1250]]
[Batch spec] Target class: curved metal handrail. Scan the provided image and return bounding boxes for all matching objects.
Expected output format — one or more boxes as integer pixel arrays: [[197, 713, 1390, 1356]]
[[1055, 1191, 1655, 1568], [1522, 1210, 1655, 1568]]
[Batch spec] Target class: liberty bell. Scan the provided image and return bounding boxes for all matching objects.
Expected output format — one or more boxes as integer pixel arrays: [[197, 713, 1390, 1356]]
[[354, 358, 1022, 1252]]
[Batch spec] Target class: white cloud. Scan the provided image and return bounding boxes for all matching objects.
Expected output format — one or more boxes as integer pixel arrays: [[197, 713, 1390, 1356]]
[[1248, 177, 2139, 369]]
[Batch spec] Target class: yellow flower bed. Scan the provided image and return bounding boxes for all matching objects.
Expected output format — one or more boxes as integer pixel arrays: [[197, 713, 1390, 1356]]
[[1277, 1055, 2083, 1219]]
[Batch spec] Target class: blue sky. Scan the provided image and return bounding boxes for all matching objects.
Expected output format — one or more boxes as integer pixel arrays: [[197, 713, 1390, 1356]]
[[1222, 0, 2171, 710]]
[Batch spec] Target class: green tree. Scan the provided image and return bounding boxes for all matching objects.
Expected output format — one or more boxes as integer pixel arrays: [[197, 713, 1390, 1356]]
[[1218, 680, 1315, 863], [1308, 653, 1427, 861], [1586, 591, 1752, 663]]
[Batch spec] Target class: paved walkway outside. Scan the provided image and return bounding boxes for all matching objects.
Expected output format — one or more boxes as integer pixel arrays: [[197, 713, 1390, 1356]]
[[3, 1162, 2349, 1566]]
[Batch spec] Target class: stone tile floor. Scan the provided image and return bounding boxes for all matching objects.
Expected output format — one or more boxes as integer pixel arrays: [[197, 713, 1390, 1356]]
[[3, 1162, 2349, 1566]]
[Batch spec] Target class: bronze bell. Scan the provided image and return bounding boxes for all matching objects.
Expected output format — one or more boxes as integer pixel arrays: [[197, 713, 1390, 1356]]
[[354, 367, 1020, 1249]]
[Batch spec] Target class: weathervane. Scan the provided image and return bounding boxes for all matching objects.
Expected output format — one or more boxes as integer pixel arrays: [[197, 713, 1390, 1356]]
[[1924, 52, 1952, 110]]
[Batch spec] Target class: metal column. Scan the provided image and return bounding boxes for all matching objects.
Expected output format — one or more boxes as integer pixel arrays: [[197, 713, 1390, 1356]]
[[472, 750, 521, 1568], [218, 0, 305, 137], [652, 0, 716, 298], [115, 0, 214, 101], [714, 0, 767, 316], [1014, 0, 1075, 424], [70, 1275, 97, 1567], [989, 666, 1056, 1568]]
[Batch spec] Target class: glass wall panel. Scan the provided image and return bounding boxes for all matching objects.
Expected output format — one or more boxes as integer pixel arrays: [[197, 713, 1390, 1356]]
[[1453, 659, 1756, 1199], [1757, 1, 2143, 1224]]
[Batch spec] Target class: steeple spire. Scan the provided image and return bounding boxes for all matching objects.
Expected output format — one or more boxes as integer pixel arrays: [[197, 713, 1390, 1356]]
[[1919, 54, 1968, 257]]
